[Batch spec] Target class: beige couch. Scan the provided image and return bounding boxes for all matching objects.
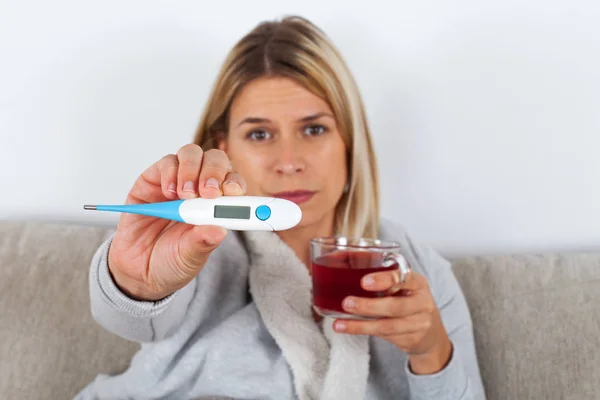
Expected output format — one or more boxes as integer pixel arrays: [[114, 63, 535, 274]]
[[1, 220, 599, 399]]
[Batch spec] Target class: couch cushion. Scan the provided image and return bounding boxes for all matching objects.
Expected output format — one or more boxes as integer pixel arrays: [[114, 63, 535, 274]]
[[2, 219, 599, 399], [451, 251, 600, 400], [0, 221, 139, 399]]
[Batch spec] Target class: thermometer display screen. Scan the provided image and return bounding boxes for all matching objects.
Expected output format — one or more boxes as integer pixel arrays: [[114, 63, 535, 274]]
[[213, 205, 251, 219]]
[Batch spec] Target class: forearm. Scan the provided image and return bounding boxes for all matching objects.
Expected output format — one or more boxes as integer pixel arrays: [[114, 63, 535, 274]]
[[89, 235, 196, 342]]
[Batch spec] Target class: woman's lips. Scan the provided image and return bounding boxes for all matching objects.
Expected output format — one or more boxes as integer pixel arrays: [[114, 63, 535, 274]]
[[273, 190, 316, 204]]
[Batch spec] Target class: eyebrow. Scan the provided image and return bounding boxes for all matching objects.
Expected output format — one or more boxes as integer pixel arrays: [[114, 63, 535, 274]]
[[299, 112, 335, 122], [235, 112, 335, 127]]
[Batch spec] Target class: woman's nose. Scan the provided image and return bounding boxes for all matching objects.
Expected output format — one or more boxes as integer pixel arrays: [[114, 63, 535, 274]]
[[274, 139, 306, 175], [277, 162, 304, 174]]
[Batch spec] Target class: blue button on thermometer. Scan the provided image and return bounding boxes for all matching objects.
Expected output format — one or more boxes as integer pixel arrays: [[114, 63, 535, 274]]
[[83, 196, 301, 231], [255, 205, 271, 221]]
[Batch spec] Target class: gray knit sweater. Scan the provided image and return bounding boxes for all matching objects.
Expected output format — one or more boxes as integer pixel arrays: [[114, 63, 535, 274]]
[[74, 219, 485, 400]]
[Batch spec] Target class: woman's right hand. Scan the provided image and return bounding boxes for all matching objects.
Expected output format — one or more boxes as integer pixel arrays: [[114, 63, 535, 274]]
[[106, 144, 247, 301]]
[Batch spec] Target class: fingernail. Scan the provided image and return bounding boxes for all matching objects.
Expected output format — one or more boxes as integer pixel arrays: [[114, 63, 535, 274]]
[[224, 181, 242, 192], [343, 297, 355, 310], [205, 178, 219, 189], [363, 276, 375, 287], [183, 181, 195, 192], [335, 321, 346, 332], [167, 183, 176, 193]]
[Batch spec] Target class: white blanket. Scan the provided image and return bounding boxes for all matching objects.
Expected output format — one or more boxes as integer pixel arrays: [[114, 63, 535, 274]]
[[244, 230, 370, 400]]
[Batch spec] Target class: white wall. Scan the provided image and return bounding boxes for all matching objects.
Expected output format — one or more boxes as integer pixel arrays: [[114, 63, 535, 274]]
[[1, 0, 599, 257]]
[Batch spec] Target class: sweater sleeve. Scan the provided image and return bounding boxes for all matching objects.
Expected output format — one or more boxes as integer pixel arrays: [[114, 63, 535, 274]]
[[88, 233, 197, 343], [382, 221, 486, 400]]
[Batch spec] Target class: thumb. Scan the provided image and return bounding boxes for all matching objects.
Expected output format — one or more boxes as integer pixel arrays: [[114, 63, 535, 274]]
[[178, 224, 228, 269]]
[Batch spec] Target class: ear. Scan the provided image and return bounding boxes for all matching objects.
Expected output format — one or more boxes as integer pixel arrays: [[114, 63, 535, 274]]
[[215, 132, 228, 152]]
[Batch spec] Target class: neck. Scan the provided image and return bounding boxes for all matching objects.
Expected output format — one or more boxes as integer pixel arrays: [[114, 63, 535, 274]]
[[277, 214, 335, 267]]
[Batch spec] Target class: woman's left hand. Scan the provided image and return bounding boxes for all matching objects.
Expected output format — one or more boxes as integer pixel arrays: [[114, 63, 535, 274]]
[[333, 270, 453, 375]]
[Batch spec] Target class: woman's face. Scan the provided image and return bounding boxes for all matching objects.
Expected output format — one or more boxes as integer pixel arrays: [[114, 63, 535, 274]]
[[219, 76, 348, 230]]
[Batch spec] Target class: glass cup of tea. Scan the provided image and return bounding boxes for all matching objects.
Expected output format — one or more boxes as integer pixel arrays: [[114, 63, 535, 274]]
[[309, 236, 411, 320]]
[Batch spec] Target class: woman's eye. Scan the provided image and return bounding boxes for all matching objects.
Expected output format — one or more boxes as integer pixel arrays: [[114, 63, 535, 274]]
[[304, 124, 327, 136], [247, 130, 271, 141]]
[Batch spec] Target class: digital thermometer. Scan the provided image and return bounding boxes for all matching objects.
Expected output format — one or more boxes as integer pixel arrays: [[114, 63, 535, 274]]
[[83, 196, 302, 231]]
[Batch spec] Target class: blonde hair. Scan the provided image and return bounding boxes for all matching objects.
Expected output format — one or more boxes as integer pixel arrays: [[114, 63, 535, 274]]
[[193, 16, 380, 238]]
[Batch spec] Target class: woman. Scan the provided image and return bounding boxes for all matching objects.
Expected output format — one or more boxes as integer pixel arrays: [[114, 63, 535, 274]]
[[75, 16, 485, 400]]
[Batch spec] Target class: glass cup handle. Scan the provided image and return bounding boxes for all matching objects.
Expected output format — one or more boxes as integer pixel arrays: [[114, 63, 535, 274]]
[[382, 252, 411, 295]]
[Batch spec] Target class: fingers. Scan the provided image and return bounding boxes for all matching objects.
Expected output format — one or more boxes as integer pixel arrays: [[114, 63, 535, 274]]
[[334, 313, 431, 337], [222, 171, 247, 196], [361, 268, 424, 293], [198, 149, 231, 198], [176, 144, 204, 199], [177, 223, 228, 270], [129, 156, 176, 204], [137, 144, 241, 204], [341, 291, 431, 318], [173, 145, 235, 199], [156, 154, 179, 200]]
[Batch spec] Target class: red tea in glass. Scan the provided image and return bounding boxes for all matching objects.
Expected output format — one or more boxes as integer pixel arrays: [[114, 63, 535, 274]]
[[310, 237, 410, 319]]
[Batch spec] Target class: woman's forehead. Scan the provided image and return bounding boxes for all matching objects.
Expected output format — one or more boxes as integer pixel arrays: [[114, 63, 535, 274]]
[[229, 77, 333, 121]]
